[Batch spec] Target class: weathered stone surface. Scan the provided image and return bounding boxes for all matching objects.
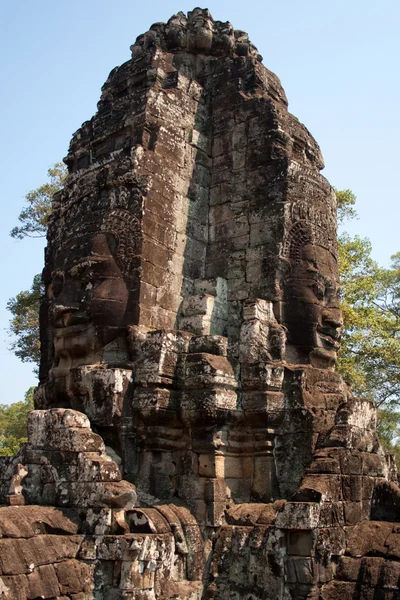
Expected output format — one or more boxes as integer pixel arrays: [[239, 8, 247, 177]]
[[0, 506, 80, 538], [2, 7, 400, 600]]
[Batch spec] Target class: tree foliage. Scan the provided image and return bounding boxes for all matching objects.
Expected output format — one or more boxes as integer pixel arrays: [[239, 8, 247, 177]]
[[0, 387, 34, 456], [376, 408, 400, 454], [10, 162, 66, 240], [336, 189, 400, 459], [7, 162, 66, 370], [336, 188, 357, 225], [336, 190, 400, 409], [6, 274, 43, 369]]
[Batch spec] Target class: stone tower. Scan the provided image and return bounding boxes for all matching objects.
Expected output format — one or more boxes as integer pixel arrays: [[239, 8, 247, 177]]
[[0, 9, 400, 600]]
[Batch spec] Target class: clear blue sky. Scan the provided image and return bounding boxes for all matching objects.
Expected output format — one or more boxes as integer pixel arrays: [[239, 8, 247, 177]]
[[0, 0, 399, 404]]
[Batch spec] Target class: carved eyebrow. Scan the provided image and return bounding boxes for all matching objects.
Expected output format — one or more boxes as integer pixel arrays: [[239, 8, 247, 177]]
[[73, 257, 108, 266], [306, 258, 318, 268], [307, 268, 335, 284], [306, 265, 318, 273], [53, 257, 107, 272]]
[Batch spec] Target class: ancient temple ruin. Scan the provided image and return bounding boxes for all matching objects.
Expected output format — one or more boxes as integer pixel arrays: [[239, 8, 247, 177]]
[[1, 8, 400, 599]]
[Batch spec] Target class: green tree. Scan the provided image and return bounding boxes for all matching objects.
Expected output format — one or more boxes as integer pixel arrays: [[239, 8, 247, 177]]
[[336, 191, 400, 408], [7, 163, 66, 370], [6, 274, 43, 369], [336, 188, 357, 225], [0, 387, 34, 456], [376, 408, 400, 465], [336, 189, 400, 460], [10, 162, 66, 239]]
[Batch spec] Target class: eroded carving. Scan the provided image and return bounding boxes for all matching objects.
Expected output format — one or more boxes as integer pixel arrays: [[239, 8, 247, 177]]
[[2, 8, 400, 600], [280, 221, 343, 368]]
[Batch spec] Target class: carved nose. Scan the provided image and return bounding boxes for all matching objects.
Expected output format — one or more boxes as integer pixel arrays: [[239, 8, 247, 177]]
[[52, 304, 80, 327], [322, 312, 343, 329], [53, 304, 80, 316]]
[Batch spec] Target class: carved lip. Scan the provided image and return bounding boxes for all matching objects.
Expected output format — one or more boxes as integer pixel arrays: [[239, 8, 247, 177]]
[[316, 329, 340, 351], [54, 323, 91, 338]]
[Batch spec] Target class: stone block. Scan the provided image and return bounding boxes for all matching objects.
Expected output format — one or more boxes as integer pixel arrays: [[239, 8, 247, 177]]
[[380, 560, 400, 589], [183, 525, 205, 581], [82, 508, 112, 535], [0, 574, 29, 600], [188, 335, 228, 356], [318, 502, 345, 528], [275, 503, 321, 530], [342, 476, 362, 502], [207, 502, 225, 527], [184, 353, 237, 389], [320, 581, 357, 600], [56, 480, 137, 509], [361, 476, 377, 501], [224, 478, 251, 502], [336, 556, 361, 581], [384, 531, 400, 559], [361, 452, 386, 477], [67, 454, 122, 483], [297, 475, 343, 502], [181, 294, 215, 317], [120, 560, 155, 591], [252, 456, 277, 501], [241, 364, 284, 391], [287, 531, 314, 556], [359, 556, 385, 588], [205, 479, 230, 503], [287, 557, 314, 584], [56, 428, 105, 453], [242, 298, 275, 322], [179, 314, 212, 335], [134, 330, 190, 384], [306, 458, 341, 475], [75, 367, 132, 427], [55, 560, 93, 595], [198, 454, 224, 478], [315, 526, 346, 559], [199, 454, 253, 479], [0, 535, 81, 576], [177, 475, 207, 502], [223, 456, 253, 479], [132, 387, 179, 412], [27, 564, 61, 599], [27, 409, 90, 447], [346, 522, 393, 557], [209, 203, 233, 226], [343, 502, 363, 525], [242, 390, 285, 415], [182, 389, 237, 416]]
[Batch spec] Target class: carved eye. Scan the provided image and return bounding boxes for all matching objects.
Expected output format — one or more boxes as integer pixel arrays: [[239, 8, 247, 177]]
[[312, 281, 326, 300], [312, 276, 337, 302], [80, 268, 94, 287], [51, 273, 64, 297]]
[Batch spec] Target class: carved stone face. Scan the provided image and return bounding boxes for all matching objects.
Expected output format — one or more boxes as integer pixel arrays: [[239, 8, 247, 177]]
[[49, 232, 130, 373], [187, 8, 214, 52], [281, 244, 342, 367]]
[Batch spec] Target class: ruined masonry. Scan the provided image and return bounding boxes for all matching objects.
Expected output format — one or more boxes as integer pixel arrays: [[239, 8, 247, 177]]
[[1, 8, 400, 600]]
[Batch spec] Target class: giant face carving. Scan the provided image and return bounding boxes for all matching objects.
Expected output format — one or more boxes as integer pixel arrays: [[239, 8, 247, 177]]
[[280, 223, 342, 368], [187, 8, 214, 52], [50, 233, 128, 370], [48, 209, 140, 376]]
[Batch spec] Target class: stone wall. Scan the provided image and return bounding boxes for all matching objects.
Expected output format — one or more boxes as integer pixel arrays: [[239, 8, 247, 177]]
[[1, 8, 400, 600]]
